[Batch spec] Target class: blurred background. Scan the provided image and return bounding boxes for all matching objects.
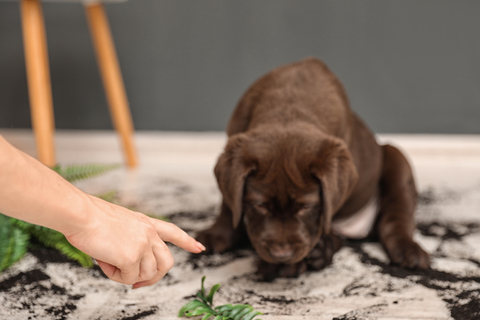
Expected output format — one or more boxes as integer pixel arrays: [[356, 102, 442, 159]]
[[0, 0, 479, 133]]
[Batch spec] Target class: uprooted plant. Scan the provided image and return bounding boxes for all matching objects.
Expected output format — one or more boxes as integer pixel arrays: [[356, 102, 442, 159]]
[[179, 276, 263, 320]]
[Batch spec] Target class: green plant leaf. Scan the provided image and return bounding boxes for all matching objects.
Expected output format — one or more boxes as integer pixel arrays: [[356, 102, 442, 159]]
[[146, 214, 169, 222], [200, 275, 207, 299], [11, 228, 30, 262], [0, 214, 30, 272], [229, 305, 249, 318], [52, 163, 121, 183], [197, 291, 207, 303], [96, 190, 118, 203], [178, 300, 206, 317], [215, 304, 234, 314], [233, 307, 254, 320], [179, 277, 262, 320], [188, 307, 212, 316], [12, 219, 93, 268], [201, 313, 214, 320], [206, 283, 221, 304], [242, 311, 263, 320]]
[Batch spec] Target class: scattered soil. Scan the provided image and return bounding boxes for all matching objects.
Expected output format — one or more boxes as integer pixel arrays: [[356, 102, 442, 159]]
[[45, 303, 77, 320], [347, 236, 480, 320], [118, 307, 159, 320], [449, 298, 480, 320], [416, 221, 480, 241], [0, 269, 50, 292], [187, 249, 253, 270], [167, 209, 216, 223], [332, 303, 389, 320], [258, 294, 297, 305], [30, 246, 73, 265], [29, 245, 108, 279], [0, 267, 85, 320], [417, 187, 460, 206], [332, 315, 357, 320], [417, 188, 437, 205]]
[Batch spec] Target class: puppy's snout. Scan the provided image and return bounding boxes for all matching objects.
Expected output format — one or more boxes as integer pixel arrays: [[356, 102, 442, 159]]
[[269, 244, 294, 262]]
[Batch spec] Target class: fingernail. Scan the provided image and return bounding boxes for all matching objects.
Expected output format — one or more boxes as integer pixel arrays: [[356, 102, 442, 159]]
[[196, 241, 206, 252], [132, 283, 142, 289]]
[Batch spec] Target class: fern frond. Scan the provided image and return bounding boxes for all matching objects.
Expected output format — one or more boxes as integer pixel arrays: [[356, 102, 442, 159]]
[[96, 190, 118, 203], [206, 283, 221, 304], [179, 276, 262, 320], [0, 214, 30, 272], [145, 213, 169, 222], [11, 228, 30, 263], [13, 220, 93, 268], [52, 163, 121, 183]]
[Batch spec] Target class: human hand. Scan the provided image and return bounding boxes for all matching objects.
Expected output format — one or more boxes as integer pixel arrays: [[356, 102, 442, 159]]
[[63, 195, 205, 289], [0, 135, 204, 288]]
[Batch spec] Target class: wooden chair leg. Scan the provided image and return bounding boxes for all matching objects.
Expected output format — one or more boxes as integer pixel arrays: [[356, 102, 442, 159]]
[[84, 2, 138, 168], [21, 0, 56, 167]]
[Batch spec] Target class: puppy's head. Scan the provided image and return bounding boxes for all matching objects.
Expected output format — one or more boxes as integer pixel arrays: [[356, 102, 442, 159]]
[[215, 127, 358, 264]]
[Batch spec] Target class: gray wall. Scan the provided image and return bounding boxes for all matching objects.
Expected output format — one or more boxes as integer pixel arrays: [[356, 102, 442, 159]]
[[1, 0, 479, 133]]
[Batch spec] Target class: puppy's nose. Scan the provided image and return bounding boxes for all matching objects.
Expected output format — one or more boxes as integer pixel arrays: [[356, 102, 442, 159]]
[[269, 244, 294, 262]]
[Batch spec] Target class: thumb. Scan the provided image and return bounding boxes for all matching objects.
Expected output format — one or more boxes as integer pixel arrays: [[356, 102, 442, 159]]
[[97, 260, 118, 279], [97, 260, 139, 285], [150, 218, 205, 253]]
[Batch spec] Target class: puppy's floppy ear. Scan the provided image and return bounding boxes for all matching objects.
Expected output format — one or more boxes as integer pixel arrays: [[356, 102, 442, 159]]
[[311, 138, 358, 235], [214, 134, 256, 228]]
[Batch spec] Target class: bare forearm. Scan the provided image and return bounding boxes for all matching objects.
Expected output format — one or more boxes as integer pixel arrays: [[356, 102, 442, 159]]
[[0, 135, 205, 287], [0, 135, 90, 235]]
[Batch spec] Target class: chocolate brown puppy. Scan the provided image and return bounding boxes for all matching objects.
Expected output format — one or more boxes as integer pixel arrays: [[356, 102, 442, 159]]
[[197, 58, 430, 279]]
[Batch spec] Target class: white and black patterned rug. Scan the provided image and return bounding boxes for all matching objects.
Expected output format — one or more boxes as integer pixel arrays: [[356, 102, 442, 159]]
[[1, 171, 479, 320], [0, 132, 479, 320]]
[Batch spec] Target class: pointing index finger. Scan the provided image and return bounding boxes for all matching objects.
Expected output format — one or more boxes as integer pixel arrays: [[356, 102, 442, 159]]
[[150, 219, 205, 253]]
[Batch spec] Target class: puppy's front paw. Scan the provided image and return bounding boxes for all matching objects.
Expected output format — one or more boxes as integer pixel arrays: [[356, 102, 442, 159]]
[[196, 227, 235, 254], [387, 240, 430, 269], [256, 260, 307, 282], [306, 233, 343, 271]]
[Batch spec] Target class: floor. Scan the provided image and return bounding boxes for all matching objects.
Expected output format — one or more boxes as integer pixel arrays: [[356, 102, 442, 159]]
[[1, 129, 480, 320]]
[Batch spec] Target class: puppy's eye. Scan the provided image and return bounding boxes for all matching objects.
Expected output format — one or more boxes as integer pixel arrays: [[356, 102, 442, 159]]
[[297, 208, 309, 217], [296, 204, 316, 217], [254, 203, 269, 215]]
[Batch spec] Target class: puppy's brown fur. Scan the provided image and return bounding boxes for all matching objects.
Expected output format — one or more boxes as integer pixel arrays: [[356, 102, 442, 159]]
[[197, 58, 429, 279]]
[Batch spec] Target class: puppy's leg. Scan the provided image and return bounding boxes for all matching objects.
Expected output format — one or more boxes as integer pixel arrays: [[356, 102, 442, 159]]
[[196, 201, 247, 253], [306, 232, 343, 271], [376, 145, 430, 269]]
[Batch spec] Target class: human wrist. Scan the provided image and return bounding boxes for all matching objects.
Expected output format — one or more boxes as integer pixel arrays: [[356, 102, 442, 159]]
[[47, 188, 96, 238]]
